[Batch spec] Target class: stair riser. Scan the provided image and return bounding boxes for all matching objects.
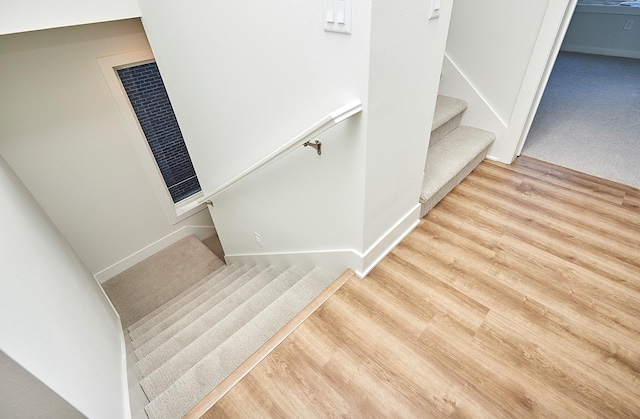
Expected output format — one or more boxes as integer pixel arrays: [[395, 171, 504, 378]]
[[133, 267, 273, 358], [131, 266, 252, 347], [420, 145, 490, 218], [135, 267, 283, 375], [127, 264, 227, 334], [128, 265, 243, 340], [139, 267, 306, 400], [144, 268, 334, 419], [430, 113, 462, 149]]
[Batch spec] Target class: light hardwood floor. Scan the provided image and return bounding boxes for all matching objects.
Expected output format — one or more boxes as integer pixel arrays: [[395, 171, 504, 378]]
[[203, 156, 640, 418]]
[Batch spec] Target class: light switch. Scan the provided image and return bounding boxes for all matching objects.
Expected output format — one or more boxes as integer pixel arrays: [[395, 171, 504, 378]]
[[336, 0, 345, 24], [326, 3, 335, 23], [325, 0, 351, 34], [429, 0, 441, 20]]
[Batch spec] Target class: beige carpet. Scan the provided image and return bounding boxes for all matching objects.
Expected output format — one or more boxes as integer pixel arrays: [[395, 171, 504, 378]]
[[102, 235, 224, 328]]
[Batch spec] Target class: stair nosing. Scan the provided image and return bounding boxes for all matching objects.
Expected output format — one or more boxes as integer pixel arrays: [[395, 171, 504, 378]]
[[138, 266, 308, 400], [143, 267, 335, 419], [129, 265, 253, 344], [421, 125, 495, 202], [134, 265, 285, 372], [431, 95, 468, 132], [127, 263, 229, 334]]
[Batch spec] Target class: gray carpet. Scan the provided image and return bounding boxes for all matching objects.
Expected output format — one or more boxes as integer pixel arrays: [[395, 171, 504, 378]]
[[522, 52, 640, 189], [102, 235, 224, 328]]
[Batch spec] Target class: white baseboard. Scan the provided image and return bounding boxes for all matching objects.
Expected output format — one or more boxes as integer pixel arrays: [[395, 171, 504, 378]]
[[226, 205, 421, 279], [119, 329, 133, 419], [94, 225, 216, 283], [356, 204, 421, 278], [225, 249, 360, 279], [561, 45, 640, 60]]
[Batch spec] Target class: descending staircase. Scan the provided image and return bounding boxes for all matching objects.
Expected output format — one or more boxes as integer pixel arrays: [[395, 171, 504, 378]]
[[127, 259, 334, 418], [420, 95, 495, 217], [120, 94, 490, 419]]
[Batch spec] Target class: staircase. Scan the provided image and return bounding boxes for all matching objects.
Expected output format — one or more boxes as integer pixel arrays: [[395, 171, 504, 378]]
[[420, 95, 495, 217], [116, 94, 490, 418], [126, 257, 335, 418]]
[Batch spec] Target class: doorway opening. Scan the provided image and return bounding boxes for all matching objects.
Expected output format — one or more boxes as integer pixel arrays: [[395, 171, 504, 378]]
[[520, 2, 640, 189]]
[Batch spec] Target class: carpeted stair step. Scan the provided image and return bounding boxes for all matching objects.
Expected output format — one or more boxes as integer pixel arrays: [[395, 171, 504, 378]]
[[127, 265, 240, 339], [127, 263, 228, 335], [129, 265, 249, 348], [134, 265, 283, 373], [143, 267, 335, 419], [420, 125, 495, 217], [132, 266, 264, 349], [138, 266, 307, 400], [430, 95, 468, 148], [104, 235, 225, 329]]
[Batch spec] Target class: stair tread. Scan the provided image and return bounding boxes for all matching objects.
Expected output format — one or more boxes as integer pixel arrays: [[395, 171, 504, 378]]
[[127, 263, 228, 335], [432, 95, 468, 132], [421, 125, 495, 202], [135, 265, 283, 374], [139, 266, 308, 400], [128, 264, 240, 338], [130, 265, 250, 344], [143, 267, 334, 419]]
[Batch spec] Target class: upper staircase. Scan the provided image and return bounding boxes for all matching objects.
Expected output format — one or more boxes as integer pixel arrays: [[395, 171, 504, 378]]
[[420, 95, 495, 217]]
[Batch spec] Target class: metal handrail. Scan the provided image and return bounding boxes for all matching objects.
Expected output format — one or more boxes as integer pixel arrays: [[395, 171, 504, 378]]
[[198, 99, 363, 206]]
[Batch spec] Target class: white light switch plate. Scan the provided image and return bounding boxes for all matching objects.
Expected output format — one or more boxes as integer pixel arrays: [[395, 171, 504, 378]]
[[325, 0, 352, 34], [429, 0, 441, 20]]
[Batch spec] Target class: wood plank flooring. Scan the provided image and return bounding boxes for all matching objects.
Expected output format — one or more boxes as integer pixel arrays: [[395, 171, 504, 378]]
[[203, 156, 640, 418]]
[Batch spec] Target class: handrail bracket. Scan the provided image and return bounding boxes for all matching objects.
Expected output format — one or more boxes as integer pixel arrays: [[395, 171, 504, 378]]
[[303, 140, 322, 155], [196, 99, 361, 205]]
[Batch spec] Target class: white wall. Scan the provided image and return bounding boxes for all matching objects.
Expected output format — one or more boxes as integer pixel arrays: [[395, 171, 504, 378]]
[[0, 0, 140, 35], [0, 19, 214, 280], [561, 4, 640, 59], [441, 0, 578, 163], [0, 155, 128, 419], [445, 0, 549, 125], [0, 351, 84, 419], [137, 0, 452, 275], [363, 0, 453, 250], [137, 0, 372, 269]]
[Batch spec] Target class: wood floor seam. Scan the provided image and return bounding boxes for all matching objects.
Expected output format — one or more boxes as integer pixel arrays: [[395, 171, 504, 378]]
[[204, 157, 640, 418]]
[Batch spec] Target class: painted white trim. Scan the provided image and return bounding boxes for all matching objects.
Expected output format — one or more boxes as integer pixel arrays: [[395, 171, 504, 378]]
[[226, 204, 421, 279], [357, 204, 421, 278], [439, 54, 508, 161], [96, 50, 208, 226], [224, 249, 360, 279], [174, 192, 207, 219], [123, 328, 149, 419], [560, 44, 640, 60], [94, 225, 216, 283], [91, 272, 131, 419], [508, 0, 578, 160], [441, 55, 508, 128], [118, 329, 132, 419]]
